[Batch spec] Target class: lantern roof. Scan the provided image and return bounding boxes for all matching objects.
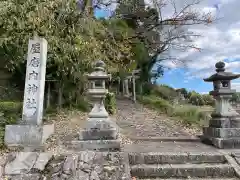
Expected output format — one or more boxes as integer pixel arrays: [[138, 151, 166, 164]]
[[87, 60, 110, 80], [203, 61, 240, 82]]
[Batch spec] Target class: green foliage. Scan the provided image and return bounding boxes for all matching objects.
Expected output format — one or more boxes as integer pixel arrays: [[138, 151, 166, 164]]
[[231, 92, 240, 103], [137, 95, 173, 114], [178, 88, 188, 98], [0, 86, 22, 101], [142, 83, 154, 95], [0, 101, 22, 117], [73, 96, 90, 112], [150, 85, 178, 101], [0, 101, 22, 148], [202, 94, 215, 106], [137, 94, 209, 126], [189, 92, 205, 106], [0, 0, 136, 97], [172, 105, 208, 125], [104, 92, 116, 115]]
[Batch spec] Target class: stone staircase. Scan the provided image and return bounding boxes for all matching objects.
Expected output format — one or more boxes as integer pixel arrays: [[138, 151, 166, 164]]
[[129, 152, 238, 179]]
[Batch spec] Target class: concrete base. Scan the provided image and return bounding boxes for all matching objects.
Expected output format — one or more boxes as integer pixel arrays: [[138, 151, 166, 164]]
[[4, 124, 54, 148], [70, 139, 120, 151], [203, 127, 240, 138], [209, 117, 240, 128], [201, 135, 240, 149], [79, 128, 118, 140], [84, 117, 119, 130]]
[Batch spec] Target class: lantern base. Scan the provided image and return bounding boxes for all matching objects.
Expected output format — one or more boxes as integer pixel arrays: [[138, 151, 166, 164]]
[[208, 116, 240, 128], [84, 117, 119, 130], [200, 135, 240, 149], [202, 114, 240, 149], [79, 128, 118, 140]]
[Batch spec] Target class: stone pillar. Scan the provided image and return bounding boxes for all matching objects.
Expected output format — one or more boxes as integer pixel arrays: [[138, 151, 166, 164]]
[[46, 81, 51, 109], [117, 77, 120, 95], [124, 79, 130, 97], [4, 37, 54, 150], [132, 75, 136, 103], [201, 61, 240, 149], [121, 79, 126, 96], [71, 60, 120, 151]]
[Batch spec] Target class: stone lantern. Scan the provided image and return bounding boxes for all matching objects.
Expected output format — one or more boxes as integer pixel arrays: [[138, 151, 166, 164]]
[[87, 60, 110, 120], [201, 61, 240, 149], [71, 60, 120, 151]]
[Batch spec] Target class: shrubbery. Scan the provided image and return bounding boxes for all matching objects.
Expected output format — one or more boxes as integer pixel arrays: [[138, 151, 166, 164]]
[[172, 105, 208, 125], [142, 83, 215, 107], [137, 95, 209, 126], [0, 101, 22, 148], [71, 96, 91, 112], [104, 92, 116, 115], [138, 95, 173, 114], [150, 85, 178, 101], [189, 93, 205, 106]]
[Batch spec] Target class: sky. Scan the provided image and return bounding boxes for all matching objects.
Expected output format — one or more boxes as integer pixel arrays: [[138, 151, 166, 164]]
[[95, 0, 240, 93]]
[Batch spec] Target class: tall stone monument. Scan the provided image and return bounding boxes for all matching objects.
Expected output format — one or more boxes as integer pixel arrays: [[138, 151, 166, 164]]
[[71, 60, 120, 151], [201, 61, 240, 148], [4, 37, 54, 149]]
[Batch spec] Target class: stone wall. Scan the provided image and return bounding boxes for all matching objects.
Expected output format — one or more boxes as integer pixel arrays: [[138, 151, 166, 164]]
[[1, 151, 131, 180]]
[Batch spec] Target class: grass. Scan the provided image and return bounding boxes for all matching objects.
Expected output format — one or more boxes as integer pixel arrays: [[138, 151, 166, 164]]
[[137, 95, 210, 126]]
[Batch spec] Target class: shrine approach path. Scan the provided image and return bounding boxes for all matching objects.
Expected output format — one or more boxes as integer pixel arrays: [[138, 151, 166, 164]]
[[113, 98, 201, 139]]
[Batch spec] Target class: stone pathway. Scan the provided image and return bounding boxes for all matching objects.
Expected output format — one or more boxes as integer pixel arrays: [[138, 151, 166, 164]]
[[114, 99, 201, 139]]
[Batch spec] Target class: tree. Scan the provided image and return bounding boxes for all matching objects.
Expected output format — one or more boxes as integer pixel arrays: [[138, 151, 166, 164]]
[[202, 94, 215, 106], [178, 88, 188, 98], [116, 0, 215, 82], [231, 93, 240, 103], [189, 92, 205, 106], [0, 0, 136, 106], [0, 0, 135, 82]]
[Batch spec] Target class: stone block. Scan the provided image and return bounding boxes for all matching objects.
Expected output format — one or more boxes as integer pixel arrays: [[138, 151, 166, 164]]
[[70, 139, 120, 151], [77, 152, 131, 180], [4, 124, 54, 147], [130, 163, 235, 178], [33, 153, 53, 171], [84, 117, 119, 130], [79, 128, 118, 140], [128, 152, 226, 165], [62, 155, 78, 175], [201, 135, 240, 149], [209, 118, 240, 128], [5, 152, 39, 175], [5, 174, 41, 180], [203, 127, 240, 138]]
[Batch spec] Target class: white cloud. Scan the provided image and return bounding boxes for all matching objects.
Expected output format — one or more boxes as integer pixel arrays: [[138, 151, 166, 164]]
[[200, 91, 209, 94], [151, 0, 240, 81], [232, 82, 240, 92]]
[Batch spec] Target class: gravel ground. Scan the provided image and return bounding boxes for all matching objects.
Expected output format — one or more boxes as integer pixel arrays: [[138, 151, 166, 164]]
[[114, 99, 201, 138]]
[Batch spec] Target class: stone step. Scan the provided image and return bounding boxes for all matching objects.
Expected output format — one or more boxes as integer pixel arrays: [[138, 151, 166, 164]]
[[203, 127, 240, 138], [134, 178, 239, 180], [68, 139, 121, 151], [129, 152, 226, 165], [130, 163, 235, 178]]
